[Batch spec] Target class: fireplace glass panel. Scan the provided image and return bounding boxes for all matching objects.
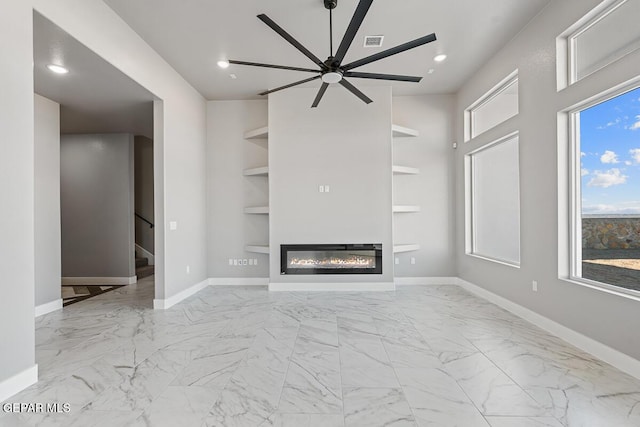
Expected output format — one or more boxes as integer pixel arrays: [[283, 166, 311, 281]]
[[281, 244, 382, 275]]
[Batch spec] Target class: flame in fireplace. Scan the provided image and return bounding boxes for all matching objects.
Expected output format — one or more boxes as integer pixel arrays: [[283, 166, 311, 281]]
[[289, 256, 375, 269]]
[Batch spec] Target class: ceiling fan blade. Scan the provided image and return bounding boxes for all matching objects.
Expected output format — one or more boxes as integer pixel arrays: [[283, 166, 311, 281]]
[[339, 78, 373, 104], [259, 75, 321, 96], [342, 33, 437, 71], [311, 83, 329, 108], [257, 14, 326, 69], [344, 72, 422, 82], [333, 0, 374, 65], [229, 60, 320, 73]]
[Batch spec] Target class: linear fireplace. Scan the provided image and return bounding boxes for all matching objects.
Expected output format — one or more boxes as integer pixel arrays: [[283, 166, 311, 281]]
[[280, 244, 382, 275]]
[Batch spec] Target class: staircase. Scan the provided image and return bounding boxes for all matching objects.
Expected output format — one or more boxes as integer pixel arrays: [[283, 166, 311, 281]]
[[136, 256, 154, 280]]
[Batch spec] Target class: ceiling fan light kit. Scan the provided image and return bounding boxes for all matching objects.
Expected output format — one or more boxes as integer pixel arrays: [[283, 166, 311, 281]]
[[228, 0, 437, 107]]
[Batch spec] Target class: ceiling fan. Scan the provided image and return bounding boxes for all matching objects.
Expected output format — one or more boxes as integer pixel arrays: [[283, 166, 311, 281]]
[[228, 0, 437, 108]]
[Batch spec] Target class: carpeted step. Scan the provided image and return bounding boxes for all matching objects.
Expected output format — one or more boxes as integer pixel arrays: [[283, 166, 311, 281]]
[[136, 264, 154, 280]]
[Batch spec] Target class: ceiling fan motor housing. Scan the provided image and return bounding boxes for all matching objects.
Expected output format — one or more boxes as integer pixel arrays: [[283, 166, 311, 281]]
[[324, 0, 338, 10]]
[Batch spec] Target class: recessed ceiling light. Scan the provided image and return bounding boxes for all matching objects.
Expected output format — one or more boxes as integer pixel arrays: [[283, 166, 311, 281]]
[[47, 64, 69, 74], [434, 54, 447, 62], [217, 60, 230, 69]]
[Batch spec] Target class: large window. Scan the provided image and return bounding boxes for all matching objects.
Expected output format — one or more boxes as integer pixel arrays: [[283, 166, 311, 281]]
[[570, 86, 640, 294], [466, 133, 521, 266]]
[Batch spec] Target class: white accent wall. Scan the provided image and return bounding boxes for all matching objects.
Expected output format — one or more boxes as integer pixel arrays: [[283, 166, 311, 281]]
[[34, 94, 61, 307], [455, 0, 640, 360], [268, 87, 394, 286]]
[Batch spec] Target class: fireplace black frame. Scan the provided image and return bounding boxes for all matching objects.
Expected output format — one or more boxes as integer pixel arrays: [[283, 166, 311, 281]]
[[280, 243, 382, 275]]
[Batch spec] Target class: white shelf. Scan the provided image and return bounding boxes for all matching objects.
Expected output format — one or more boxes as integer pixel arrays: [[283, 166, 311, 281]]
[[392, 124, 419, 138], [393, 244, 420, 253], [392, 165, 420, 175], [393, 205, 420, 213], [245, 245, 269, 254], [243, 166, 269, 176], [243, 126, 268, 140], [244, 206, 269, 214]]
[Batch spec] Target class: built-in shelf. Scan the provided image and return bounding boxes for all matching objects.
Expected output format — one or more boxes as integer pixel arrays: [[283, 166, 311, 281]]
[[244, 206, 269, 214], [392, 124, 419, 138], [243, 126, 268, 140], [393, 244, 420, 253], [243, 166, 269, 176], [245, 245, 269, 254], [393, 205, 421, 213], [392, 165, 420, 175]]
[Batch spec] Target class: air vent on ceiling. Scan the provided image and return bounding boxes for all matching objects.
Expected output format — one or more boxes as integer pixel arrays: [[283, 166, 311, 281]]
[[364, 35, 384, 48]]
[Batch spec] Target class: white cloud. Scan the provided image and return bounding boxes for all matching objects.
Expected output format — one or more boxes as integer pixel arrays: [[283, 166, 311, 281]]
[[630, 148, 640, 164], [598, 117, 622, 129], [600, 150, 619, 164], [587, 168, 628, 188], [582, 204, 640, 215], [629, 115, 640, 130], [580, 151, 586, 157], [581, 168, 589, 176], [625, 161, 633, 166]]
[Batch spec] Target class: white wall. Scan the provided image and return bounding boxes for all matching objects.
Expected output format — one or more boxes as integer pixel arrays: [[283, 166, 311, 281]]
[[392, 95, 456, 277], [30, 0, 208, 301], [207, 100, 269, 278], [34, 94, 61, 307], [269, 87, 394, 286], [0, 0, 36, 397], [455, 0, 640, 360], [60, 134, 135, 279]]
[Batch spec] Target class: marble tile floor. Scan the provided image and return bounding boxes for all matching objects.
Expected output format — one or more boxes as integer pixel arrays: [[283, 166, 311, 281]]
[[2, 275, 640, 426]]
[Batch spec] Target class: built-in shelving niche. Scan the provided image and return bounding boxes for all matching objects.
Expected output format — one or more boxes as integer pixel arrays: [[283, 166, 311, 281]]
[[243, 126, 270, 258], [392, 124, 420, 254]]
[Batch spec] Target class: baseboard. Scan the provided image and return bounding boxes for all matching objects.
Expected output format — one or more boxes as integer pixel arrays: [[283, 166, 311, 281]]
[[268, 282, 396, 292], [209, 277, 269, 286], [35, 299, 63, 317], [135, 243, 155, 266], [153, 279, 209, 310], [394, 277, 459, 285], [0, 365, 38, 402], [456, 278, 640, 381], [62, 276, 137, 286]]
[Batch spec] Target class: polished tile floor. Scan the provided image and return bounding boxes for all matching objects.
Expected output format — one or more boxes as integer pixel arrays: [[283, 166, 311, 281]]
[[2, 276, 640, 426]]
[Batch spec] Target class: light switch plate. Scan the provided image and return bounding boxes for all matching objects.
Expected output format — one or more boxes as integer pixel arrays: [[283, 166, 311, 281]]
[[319, 185, 324, 193], [169, 221, 177, 230], [324, 185, 330, 193]]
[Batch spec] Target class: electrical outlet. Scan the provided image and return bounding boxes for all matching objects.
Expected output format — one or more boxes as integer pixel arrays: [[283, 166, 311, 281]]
[[186, 265, 190, 274], [254, 258, 258, 266], [242, 259, 248, 266], [532, 280, 538, 292], [249, 259, 254, 266], [228, 258, 233, 266], [410, 257, 416, 265], [319, 185, 324, 193], [395, 257, 400, 265], [324, 185, 330, 193], [233, 259, 238, 266]]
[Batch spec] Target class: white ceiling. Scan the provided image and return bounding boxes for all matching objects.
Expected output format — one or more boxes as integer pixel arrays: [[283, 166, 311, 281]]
[[33, 13, 154, 138], [103, 0, 551, 100]]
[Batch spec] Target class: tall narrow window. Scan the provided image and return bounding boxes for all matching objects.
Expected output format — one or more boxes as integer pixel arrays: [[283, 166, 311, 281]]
[[571, 86, 640, 294], [466, 133, 521, 266], [466, 72, 518, 141]]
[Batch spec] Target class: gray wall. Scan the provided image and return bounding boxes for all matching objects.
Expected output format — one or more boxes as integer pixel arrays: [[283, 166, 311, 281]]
[[454, 0, 640, 360], [60, 134, 135, 278], [34, 94, 61, 306], [269, 87, 393, 284], [207, 100, 269, 278], [392, 95, 456, 277], [135, 135, 154, 254], [0, 0, 35, 391]]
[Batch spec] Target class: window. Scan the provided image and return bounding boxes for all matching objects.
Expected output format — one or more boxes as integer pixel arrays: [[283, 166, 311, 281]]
[[562, 0, 640, 87], [569, 86, 640, 295], [466, 133, 521, 266], [465, 71, 518, 140]]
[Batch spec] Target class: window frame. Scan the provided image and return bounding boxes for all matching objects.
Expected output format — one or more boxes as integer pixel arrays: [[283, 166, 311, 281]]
[[465, 131, 521, 268]]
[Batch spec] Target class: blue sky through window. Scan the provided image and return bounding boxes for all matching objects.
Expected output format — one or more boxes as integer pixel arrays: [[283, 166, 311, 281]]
[[580, 86, 640, 215]]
